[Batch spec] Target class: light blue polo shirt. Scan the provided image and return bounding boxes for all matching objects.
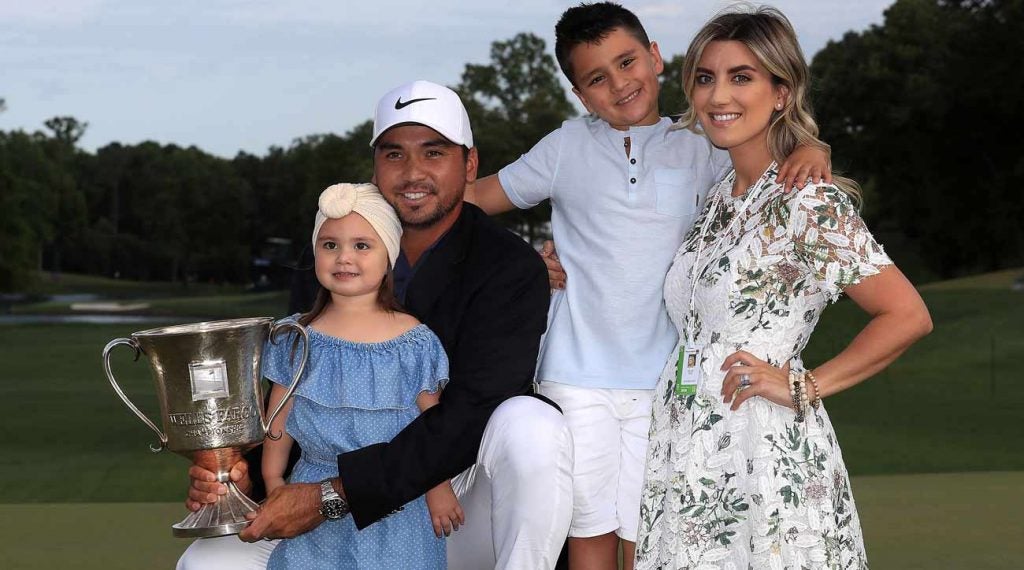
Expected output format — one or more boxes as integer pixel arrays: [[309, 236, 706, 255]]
[[498, 116, 730, 390]]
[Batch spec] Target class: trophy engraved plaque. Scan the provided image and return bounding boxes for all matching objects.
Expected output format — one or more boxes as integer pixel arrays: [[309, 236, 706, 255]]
[[102, 317, 309, 538]]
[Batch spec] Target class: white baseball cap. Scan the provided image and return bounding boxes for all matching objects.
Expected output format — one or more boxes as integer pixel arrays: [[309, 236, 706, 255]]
[[369, 80, 474, 148]]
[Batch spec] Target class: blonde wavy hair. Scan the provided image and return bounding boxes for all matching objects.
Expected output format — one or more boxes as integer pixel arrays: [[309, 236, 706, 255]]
[[675, 4, 861, 203]]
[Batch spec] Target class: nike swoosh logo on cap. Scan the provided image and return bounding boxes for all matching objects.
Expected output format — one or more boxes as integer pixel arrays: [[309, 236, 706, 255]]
[[395, 97, 436, 110]]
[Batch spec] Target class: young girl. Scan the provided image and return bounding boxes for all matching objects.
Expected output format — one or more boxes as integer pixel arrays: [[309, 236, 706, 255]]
[[261, 183, 462, 569], [635, 7, 931, 569]]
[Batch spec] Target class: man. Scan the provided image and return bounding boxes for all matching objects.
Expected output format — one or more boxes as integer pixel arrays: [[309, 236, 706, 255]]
[[178, 81, 573, 569]]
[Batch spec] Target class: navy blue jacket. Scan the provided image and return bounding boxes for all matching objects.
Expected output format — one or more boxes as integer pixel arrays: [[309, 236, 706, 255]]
[[335, 203, 550, 528]]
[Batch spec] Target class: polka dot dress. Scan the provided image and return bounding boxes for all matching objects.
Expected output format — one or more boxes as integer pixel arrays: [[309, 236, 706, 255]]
[[262, 316, 448, 569]]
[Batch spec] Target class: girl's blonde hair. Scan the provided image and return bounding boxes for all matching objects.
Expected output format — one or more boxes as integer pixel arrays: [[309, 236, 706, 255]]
[[676, 4, 861, 203]]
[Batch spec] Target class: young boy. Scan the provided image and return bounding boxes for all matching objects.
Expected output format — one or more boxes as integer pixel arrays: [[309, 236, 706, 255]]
[[468, 3, 829, 569]]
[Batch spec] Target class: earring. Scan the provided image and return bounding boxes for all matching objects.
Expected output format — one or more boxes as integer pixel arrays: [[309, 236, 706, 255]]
[[775, 102, 783, 110]]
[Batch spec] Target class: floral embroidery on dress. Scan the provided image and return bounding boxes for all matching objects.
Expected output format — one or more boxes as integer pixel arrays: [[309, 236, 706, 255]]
[[636, 164, 889, 569]]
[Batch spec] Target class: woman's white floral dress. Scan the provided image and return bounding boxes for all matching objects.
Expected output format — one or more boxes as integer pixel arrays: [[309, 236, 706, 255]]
[[635, 164, 891, 570]]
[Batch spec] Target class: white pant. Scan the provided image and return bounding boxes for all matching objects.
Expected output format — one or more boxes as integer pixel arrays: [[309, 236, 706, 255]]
[[177, 396, 574, 569], [537, 382, 652, 542]]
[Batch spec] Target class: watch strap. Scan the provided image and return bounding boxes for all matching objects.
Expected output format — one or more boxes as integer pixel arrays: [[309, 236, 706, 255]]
[[318, 479, 349, 520]]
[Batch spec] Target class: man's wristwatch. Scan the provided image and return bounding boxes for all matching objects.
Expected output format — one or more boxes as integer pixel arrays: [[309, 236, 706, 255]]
[[318, 479, 350, 520]]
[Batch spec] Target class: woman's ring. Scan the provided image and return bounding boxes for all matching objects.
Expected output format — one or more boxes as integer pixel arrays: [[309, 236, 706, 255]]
[[739, 373, 751, 388]]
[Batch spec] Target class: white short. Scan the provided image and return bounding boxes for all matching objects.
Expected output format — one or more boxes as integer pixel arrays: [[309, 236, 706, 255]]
[[537, 381, 652, 543]]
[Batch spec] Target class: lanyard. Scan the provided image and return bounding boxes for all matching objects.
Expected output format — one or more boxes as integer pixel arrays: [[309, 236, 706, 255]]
[[683, 170, 766, 343]]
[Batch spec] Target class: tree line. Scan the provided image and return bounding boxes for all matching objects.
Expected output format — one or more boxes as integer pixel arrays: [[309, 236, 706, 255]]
[[1, 0, 1020, 291]]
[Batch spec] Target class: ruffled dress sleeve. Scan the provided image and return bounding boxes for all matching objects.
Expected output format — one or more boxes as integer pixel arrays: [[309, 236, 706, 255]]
[[789, 184, 893, 302], [407, 328, 449, 398], [269, 323, 448, 412]]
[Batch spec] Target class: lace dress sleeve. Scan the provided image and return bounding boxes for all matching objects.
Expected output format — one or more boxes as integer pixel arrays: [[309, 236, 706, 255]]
[[790, 184, 892, 302]]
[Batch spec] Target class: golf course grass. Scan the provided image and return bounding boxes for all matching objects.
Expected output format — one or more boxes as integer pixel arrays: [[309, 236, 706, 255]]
[[2, 472, 1020, 569], [0, 269, 1021, 567]]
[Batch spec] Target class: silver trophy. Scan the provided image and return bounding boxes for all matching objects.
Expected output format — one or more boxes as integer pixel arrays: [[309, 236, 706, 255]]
[[102, 317, 309, 538]]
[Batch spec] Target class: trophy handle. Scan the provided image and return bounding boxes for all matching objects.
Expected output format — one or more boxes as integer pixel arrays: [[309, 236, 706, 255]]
[[102, 337, 168, 453], [262, 321, 310, 440]]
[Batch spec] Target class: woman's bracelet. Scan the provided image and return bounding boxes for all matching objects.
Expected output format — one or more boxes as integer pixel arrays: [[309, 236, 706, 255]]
[[788, 370, 806, 422], [805, 370, 822, 410], [799, 375, 811, 413]]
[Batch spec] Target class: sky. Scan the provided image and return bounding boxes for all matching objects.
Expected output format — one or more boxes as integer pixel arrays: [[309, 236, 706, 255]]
[[0, 0, 895, 158]]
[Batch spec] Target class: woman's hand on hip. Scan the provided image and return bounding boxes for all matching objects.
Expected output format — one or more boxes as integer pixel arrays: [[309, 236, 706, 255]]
[[720, 350, 792, 411]]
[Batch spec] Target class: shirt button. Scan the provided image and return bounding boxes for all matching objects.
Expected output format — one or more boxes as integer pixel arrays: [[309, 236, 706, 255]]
[[630, 177, 637, 184], [630, 158, 636, 164]]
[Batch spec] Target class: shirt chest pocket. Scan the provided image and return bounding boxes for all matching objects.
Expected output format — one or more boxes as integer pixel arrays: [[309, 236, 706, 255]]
[[654, 168, 698, 218]]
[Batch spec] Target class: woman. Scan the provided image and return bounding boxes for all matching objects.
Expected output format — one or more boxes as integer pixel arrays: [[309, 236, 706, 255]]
[[634, 7, 931, 569]]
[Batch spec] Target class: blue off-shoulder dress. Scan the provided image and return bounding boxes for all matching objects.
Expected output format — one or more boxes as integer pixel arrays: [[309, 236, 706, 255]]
[[262, 316, 449, 570]]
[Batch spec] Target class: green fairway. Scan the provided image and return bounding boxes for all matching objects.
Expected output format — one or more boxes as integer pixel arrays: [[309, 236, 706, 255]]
[[0, 503, 187, 570], [1, 472, 1019, 569], [801, 275, 1024, 475], [0, 287, 286, 503], [11, 290, 289, 320], [918, 267, 1022, 291], [17, 270, 250, 299], [0, 322, 198, 502], [0, 270, 1020, 567], [8, 270, 289, 319], [2, 271, 1021, 503], [854, 471, 1024, 569]]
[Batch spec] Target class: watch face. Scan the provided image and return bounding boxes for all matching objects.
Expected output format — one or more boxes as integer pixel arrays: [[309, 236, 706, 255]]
[[320, 499, 349, 520]]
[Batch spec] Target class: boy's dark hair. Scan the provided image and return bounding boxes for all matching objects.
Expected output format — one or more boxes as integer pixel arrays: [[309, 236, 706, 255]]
[[555, 2, 651, 86]]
